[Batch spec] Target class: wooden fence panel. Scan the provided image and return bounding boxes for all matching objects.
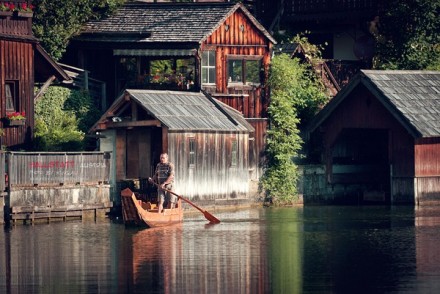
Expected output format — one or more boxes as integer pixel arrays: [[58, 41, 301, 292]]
[[7, 151, 111, 187]]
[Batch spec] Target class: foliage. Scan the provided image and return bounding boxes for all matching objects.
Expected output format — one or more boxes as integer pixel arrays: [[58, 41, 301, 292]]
[[32, 0, 125, 60], [260, 53, 328, 205], [374, 0, 440, 70], [33, 86, 99, 151]]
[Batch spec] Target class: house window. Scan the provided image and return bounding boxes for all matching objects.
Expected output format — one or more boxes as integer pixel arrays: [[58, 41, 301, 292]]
[[201, 51, 216, 85], [189, 138, 196, 167], [5, 81, 18, 112], [231, 139, 238, 167], [227, 56, 262, 86]]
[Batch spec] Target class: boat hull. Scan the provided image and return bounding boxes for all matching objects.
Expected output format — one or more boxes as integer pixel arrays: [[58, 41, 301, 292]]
[[121, 187, 183, 228]]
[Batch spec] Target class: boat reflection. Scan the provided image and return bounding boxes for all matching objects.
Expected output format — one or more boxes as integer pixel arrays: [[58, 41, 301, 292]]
[[123, 209, 272, 293]]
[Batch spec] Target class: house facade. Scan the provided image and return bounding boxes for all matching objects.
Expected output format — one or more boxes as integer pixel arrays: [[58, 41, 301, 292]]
[[305, 70, 440, 205], [63, 2, 276, 180], [91, 89, 254, 206], [0, 0, 69, 150]]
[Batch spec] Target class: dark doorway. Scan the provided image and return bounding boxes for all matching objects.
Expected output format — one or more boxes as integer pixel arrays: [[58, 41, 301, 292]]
[[331, 128, 390, 203]]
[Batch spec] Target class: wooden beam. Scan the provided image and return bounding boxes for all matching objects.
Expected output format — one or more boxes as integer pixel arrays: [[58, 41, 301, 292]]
[[107, 120, 161, 128]]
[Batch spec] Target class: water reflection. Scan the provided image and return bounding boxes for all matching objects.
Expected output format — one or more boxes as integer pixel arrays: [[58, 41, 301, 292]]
[[1, 206, 440, 293]]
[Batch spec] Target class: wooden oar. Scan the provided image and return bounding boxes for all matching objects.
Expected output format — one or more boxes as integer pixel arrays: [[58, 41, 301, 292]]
[[150, 180, 220, 224]]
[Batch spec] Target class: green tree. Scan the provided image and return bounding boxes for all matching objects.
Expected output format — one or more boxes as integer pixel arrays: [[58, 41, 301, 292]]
[[374, 0, 440, 70], [34, 86, 100, 151], [32, 0, 125, 60], [260, 52, 328, 205]]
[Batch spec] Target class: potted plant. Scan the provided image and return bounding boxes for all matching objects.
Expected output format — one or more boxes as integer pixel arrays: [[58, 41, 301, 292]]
[[4, 111, 26, 126]]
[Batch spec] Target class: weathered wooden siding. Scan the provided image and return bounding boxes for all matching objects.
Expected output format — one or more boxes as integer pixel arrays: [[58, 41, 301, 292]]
[[414, 137, 440, 205], [0, 37, 34, 148], [168, 131, 250, 200], [5, 151, 112, 223], [202, 9, 271, 116], [7, 152, 111, 186], [201, 9, 272, 180]]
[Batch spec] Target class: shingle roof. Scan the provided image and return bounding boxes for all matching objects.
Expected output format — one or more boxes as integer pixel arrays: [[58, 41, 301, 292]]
[[362, 70, 440, 137], [307, 70, 440, 138], [76, 2, 275, 44], [126, 90, 251, 132]]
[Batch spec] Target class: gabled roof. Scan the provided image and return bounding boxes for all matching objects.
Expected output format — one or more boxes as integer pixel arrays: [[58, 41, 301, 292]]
[[93, 90, 253, 132], [35, 44, 71, 82], [75, 2, 276, 44], [307, 70, 440, 138]]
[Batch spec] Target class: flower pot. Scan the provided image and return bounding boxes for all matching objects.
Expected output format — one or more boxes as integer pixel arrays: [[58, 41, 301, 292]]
[[0, 11, 13, 18], [5, 119, 25, 127], [14, 11, 33, 18]]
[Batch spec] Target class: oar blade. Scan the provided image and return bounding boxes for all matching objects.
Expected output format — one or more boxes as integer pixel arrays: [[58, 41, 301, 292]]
[[204, 211, 221, 224]]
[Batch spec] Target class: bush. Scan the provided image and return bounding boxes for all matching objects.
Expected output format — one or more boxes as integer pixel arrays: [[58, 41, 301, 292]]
[[34, 86, 100, 151]]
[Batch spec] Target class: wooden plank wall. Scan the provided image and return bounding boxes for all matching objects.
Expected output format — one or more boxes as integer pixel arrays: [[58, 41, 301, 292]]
[[0, 39, 34, 148], [168, 131, 250, 200], [202, 9, 272, 180], [7, 151, 111, 186]]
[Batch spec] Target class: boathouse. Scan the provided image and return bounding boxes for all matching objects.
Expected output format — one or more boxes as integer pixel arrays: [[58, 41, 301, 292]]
[[62, 2, 276, 180], [305, 70, 440, 205], [91, 89, 254, 207]]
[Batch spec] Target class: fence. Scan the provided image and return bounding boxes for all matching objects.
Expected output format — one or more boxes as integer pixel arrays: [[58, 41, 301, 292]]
[[6, 151, 111, 187], [2, 151, 113, 224]]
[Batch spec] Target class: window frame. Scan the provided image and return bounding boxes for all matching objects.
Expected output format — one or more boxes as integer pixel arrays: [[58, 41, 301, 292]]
[[5, 80, 19, 113], [226, 55, 263, 87], [201, 50, 216, 85], [231, 139, 238, 167], [188, 137, 196, 168]]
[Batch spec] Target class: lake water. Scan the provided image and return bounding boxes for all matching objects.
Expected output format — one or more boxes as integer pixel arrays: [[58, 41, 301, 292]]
[[1, 205, 440, 293]]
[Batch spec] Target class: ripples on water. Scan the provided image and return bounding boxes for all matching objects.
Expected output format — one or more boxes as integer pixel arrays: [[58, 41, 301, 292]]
[[1, 206, 440, 293]]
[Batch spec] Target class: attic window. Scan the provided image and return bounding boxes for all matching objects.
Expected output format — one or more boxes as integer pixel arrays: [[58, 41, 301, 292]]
[[5, 81, 18, 112]]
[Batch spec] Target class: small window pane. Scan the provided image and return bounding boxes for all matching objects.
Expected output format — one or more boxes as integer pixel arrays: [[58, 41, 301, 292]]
[[202, 51, 209, 66], [202, 68, 209, 84], [245, 60, 261, 85], [189, 138, 195, 166], [209, 52, 215, 66], [208, 68, 216, 83], [228, 60, 243, 83], [5, 82, 16, 112], [231, 140, 237, 166]]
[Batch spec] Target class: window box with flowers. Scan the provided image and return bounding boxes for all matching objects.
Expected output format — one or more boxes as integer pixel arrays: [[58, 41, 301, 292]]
[[14, 2, 34, 18], [4, 112, 26, 127], [0, 2, 14, 17]]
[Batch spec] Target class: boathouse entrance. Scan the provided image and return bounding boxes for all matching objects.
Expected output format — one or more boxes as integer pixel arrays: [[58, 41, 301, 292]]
[[329, 128, 390, 204]]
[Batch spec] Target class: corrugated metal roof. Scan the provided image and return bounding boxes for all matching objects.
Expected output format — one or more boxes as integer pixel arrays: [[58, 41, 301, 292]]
[[76, 2, 275, 44], [362, 70, 440, 137], [127, 90, 250, 132]]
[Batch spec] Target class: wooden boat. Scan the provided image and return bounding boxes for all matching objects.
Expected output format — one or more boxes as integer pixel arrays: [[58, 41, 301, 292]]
[[121, 187, 183, 228]]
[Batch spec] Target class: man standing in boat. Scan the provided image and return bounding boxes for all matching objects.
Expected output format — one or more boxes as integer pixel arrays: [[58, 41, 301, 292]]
[[149, 153, 176, 213]]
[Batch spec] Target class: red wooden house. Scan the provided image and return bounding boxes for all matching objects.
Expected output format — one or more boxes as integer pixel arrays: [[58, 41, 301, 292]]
[[63, 2, 276, 180], [306, 70, 440, 205], [0, 0, 69, 149]]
